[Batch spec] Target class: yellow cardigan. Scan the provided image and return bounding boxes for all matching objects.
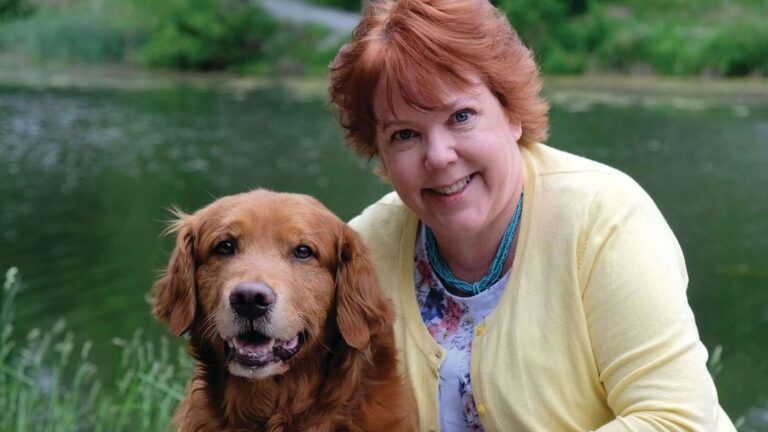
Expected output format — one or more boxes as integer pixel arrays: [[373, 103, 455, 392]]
[[350, 143, 735, 431]]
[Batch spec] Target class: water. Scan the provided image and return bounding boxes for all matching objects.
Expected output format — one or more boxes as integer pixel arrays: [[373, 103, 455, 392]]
[[0, 79, 766, 429]]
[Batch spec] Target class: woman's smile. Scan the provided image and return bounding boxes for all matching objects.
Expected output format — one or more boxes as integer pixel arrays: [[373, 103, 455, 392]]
[[425, 173, 476, 202]]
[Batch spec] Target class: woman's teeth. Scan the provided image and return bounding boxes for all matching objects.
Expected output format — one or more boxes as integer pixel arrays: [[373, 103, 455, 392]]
[[432, 175, 472, 195]]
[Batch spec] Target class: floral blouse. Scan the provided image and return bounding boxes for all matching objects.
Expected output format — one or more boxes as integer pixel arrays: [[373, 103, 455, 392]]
[[414, 224, 510, 432]]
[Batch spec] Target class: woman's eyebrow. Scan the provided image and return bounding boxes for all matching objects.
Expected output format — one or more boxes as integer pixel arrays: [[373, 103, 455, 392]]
[[379, 118, 404, 130], [379, 97, 479, 129], [437, 97, 478, 111]]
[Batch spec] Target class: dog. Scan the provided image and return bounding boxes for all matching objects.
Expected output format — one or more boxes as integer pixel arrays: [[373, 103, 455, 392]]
[[152, 189, 417, 431]]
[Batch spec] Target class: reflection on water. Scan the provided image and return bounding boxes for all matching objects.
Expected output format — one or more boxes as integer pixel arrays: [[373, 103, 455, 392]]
[[1, 81, 766, 429]]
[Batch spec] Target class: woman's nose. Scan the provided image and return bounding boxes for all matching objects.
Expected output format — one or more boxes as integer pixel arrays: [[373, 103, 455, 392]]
[[424, 129, 458, 171]]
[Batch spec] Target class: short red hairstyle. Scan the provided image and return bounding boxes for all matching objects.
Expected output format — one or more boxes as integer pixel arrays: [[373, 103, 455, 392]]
[[329, 0, 549, 158]]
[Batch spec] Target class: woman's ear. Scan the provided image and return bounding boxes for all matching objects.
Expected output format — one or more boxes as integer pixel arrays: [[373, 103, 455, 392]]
[[508, 117, 523, 142], [335, 225, 394, 351], [152, 214, 197, 336]]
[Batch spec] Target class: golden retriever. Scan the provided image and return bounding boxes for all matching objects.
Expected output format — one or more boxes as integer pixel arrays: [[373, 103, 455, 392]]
[[152, 189, 417, 431]]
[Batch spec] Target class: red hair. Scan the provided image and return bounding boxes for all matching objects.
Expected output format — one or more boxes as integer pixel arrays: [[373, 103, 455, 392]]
[[329, 0, 549, 158]]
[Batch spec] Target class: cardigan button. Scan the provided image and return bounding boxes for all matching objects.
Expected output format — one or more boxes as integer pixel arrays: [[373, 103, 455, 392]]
[[477, 404, 487, 416], [476, 324, 485, 336]]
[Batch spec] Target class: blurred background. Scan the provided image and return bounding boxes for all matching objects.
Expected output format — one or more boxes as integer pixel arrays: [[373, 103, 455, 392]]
[[0, 0, 766, 430]]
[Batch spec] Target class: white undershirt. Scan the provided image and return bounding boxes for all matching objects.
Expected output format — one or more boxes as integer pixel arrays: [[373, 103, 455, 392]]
[[414, 224, 510, 431]]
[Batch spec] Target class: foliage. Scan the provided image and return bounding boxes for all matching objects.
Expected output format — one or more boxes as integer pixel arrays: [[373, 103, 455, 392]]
[[0, 0, 32, 22], [704, 17, 768, 76], [0, 0, 766, 76], [0, 267, 192, 431], [493, 0, 602, 74], [494, 0, 768, 76], [136, 0, 278, 70], [0, 0, 340, 75], [244, 23, 345, 76], [306, 0, 361, 12], [0, 7, 129, 64]]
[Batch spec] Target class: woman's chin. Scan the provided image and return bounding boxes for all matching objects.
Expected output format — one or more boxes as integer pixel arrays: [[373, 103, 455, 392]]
[[425, 212, 488, 241]]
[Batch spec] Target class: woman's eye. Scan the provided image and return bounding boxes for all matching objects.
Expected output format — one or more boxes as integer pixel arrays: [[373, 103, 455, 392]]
[[392, 129, 416, 141], [453, 109, 474, 123], [214, 240, 236, 256], [293, 245, 314, 259]]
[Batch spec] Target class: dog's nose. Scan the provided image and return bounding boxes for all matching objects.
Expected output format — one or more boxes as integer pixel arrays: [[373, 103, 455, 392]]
[[229, 282, 276, 319]]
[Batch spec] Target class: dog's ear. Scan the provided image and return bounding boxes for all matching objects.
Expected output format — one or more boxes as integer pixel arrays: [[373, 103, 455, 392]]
[[335, 225, 394, 351], [152, 214, 197, 336]]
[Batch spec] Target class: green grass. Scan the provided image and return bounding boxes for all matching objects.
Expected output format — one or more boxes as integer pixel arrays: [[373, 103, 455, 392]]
[[0, 267, 192, 431]]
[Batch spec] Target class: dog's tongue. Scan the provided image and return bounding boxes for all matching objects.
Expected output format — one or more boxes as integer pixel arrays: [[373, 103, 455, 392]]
[[233, 333, 274, 355]]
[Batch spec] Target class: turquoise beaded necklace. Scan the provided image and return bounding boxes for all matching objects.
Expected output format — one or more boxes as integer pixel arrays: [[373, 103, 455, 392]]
[[425, 195, 523, 296]]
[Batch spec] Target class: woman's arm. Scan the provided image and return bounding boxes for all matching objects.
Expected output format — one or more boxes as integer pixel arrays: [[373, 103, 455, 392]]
[[579, 186, 735, 432]]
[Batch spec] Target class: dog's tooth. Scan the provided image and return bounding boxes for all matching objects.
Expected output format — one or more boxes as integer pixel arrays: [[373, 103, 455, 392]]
[[233, 337, 243, 350]]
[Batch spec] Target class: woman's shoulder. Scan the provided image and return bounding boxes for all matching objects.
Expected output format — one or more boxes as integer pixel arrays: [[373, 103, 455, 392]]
[[525, 143, 654, 211], [349, 191, 407, 225], [526, 143, 636, 185], [348, 192, 413, 244]]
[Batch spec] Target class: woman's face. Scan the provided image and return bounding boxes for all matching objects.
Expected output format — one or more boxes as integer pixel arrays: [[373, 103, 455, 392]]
[[373, 77, 524, 242]]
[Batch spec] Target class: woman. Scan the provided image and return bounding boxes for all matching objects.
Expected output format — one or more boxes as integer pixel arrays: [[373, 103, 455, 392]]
[[329, 0, 736, 430]]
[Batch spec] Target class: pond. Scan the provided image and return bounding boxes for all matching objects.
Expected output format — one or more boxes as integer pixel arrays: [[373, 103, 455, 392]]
[[0, 76, 766, 429]]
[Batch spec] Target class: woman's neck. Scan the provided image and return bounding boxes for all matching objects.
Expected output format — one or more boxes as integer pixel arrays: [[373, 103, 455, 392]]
[[432, 186, 523, 285]]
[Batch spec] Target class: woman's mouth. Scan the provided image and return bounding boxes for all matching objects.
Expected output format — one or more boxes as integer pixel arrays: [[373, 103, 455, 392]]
[[430, 174, 474, 196]]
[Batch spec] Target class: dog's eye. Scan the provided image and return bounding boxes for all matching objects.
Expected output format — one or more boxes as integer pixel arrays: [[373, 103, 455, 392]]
[[293, 244, 314, 259], [214, 240, 236, 256]]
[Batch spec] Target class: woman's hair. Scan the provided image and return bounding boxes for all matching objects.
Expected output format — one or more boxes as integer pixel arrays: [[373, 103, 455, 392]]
[[329, 0, 549, 158]]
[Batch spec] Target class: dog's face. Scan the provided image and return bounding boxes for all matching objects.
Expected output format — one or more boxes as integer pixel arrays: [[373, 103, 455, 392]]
[[152, 190, 391, 380]]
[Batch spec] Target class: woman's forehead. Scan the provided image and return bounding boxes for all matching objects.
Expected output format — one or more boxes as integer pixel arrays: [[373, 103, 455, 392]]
[[373, 73, 484, 122]]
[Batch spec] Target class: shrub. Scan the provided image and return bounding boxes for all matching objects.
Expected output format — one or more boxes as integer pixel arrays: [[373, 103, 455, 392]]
[[704, 18, 768, 76], [0, 0, 33, 22], [496, 0, 597, 74], [306, 0, 361, 12], [136, 0, 278, 70], [645, 25, 710, 75]]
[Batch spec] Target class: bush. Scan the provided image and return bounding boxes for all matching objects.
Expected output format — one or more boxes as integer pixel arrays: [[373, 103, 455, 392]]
[[495, 0, 768, 77], [705, 18, 768, 76], [306, 0, 361, 12], [496, 0, 597, 74], [137, 0, 278, 70], [0, 0, 33, 22]]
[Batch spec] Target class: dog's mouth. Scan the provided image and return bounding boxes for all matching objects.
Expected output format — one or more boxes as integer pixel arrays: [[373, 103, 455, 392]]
[[225, 331, 304, 369]]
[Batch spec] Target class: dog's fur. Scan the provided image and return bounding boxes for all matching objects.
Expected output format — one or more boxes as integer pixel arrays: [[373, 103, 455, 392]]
[[152, 189, 417, 431]]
